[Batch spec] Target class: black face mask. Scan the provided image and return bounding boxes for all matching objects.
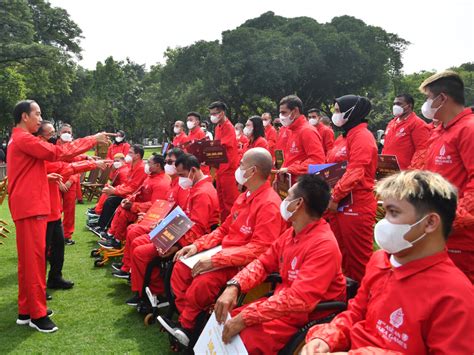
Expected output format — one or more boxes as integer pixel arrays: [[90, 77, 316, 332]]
[[48, 137, 58, 145]]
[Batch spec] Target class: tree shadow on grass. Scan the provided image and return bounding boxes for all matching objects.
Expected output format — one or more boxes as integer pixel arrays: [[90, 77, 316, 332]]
[[0, 300, 35, 353]]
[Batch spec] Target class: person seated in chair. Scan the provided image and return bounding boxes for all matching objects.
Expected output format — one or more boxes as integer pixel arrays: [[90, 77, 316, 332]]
[[158, 147, 287, 348], [214, 174, 346, 354], [302, 170, 474, 355]]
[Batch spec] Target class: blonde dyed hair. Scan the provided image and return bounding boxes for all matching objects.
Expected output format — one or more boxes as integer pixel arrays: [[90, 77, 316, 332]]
[[418, 70, 462, 94]]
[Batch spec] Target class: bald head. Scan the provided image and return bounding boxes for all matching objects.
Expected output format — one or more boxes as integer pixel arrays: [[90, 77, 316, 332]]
[[174, 120, 185, 128], [242, 147, 273, 179]]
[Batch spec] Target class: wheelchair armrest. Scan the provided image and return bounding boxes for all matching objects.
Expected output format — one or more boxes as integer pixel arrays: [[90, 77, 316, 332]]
[[345, 277, 360, 300], [314, 301, 347, 312]]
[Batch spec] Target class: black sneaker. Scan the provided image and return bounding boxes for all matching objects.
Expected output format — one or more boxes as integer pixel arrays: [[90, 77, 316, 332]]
[[112, 270, 129, 279], [46, 292, 52, 301], [86, 221, 99, 229], [64, 238, 75, 246], [90, 226, 104, 237], [99, 231, 113, 241], [125, 293, 140, 307], [29, 316, 58, 333], [98, 238, 121, 249], [17, 310, 54, 325], [47, 277, 74, 290], [111, 262, 123, 271], [157, 316, 190, 347], [87, 208, 96, 214]]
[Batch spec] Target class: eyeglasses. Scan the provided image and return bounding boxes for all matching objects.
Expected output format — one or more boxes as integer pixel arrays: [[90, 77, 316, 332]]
[[165, 159, 175, 165]]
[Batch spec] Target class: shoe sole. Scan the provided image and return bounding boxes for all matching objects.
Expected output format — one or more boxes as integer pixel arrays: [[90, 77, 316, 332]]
[[29, 322, 58, 333], [157, 316, 190, 347], [47, 285, 74, 290], [126, 302, 138, 307], [98, 244, 115, 250], [16, 319, 30, 325], [112, 273, 129, 279], [111, 265, 122, 272]]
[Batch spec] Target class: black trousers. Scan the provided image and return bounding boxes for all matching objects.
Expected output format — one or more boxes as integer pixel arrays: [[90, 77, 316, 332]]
[[98, 196, 123, 228], [46, 219, 65, 282]]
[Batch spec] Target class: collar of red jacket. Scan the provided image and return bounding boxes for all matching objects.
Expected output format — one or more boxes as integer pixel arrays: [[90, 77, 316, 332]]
[[443, 107, 473, 130], [376, 250, 449, 280], [288, 115, 308, 131], [244, 181, 271, 203], [192, 175, 212, 189], [149, 171, 165, 179], [292, 218, 325, 241], [346, 122, 368, 137], [131, 159, 145, 170]]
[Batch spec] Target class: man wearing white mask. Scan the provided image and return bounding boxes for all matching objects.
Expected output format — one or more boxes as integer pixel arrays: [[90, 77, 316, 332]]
[[261, 112, 277, 159], [106, 130, 130, 160], [172, 120, 188, 147], [186, 112, 205, 142], [382, 94, 430, 170], [308, 108, 334, 156], [302, 170, 473, 354], [214, 174, 346, 354], [159, 147, 285, 349], [419, 70, 474, 283]]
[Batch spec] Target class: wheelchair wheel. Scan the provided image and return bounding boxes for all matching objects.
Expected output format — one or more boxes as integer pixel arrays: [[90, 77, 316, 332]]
[[94, 258, 105, 267], [90, 249, 100, 258], [144, 313, 155, 326]]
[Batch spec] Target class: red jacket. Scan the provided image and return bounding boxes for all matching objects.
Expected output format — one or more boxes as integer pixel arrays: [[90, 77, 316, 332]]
[[330, 123, 378, 212], [46, 160, 98, 221], [382, 112, 430, 170], [187, 127, 206, 142], [111, 164, 130, 186], [275, 126, 291, 152], [179, 176, 220, 247], [316, 123, 335, 157], [193, 182, 286, 268], [7, 127, 96, 221], [306, 250, 474, 355], [215, 118, 239, 174], [282, 115, 325, 176], [265, 125, 278, 158], [113, 160, 147, 197], [172, 132, 188, 147], [130, 172, 171, 213], [424, 108, 474, 250], [246, 136, 268, 152], [234, 218, 346, 327], [107, 142, 131, 160], [166, 177, 190, 209], [326, 135, 347, 163], [237, 134, 249, 161]]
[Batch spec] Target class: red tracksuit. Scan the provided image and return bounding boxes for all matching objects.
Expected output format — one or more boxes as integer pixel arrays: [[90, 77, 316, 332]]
[[316, 123, 335, 157], [113, 160, 147, 197], [265, 124, 277, 158], [215, 118, 239, 221], [120, 177, 189, 272], [306, 250, 474, 354], [382, 112, 430, 170], [172, 132, 188, 147], [95, 164, 130, 214], [171, 182, 285, 329], [245, 136, 268, 153], [424, 108, 474, 282], [107, 141, 131, 160], [282, 115, 325, 176], [326, 123, 378, 282], [231, 219, 346, 354], [275, 126, 291, 152], [107, 172, 171, 240], [237, 134, 249, 161], [131, 176, 219, 295], [7, 127, 96, 319], [186, 127, 210, 175]]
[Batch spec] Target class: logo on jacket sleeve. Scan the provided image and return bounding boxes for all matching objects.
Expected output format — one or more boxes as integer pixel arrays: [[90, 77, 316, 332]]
[[389, 308, 404, 328], [291, 256, 298, 270], [396, 127, 406, 137]]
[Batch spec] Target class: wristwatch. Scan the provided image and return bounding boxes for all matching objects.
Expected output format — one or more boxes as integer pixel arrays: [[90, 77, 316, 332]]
[[226, 279, 241, 293]]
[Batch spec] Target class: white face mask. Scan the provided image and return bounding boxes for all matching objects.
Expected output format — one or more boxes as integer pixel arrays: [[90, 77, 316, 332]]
[[144, 164, 151, 174], [331, 105, 356, 127], [187, 121, 195, 130], [164, 163, 177, 176], [392, 105, 404, 117], [421, 95, 442, 120], [115, 136, 124, 143], [234, 166, 253, 185], [124, 155, 133, 163], [374, 215, 428, 254], [178, 171, 193, 190], [173, 126, 181, 135], [380, 139, 385, 146], [60, 133, 73, 142], [279, 113, 293, 127], [235, 129, 241, 136], [262, 120, 270, 127], [280, 198, 300, 221], [243, 127, 253, 137], [308, 118, 318, 126], [113, 161, 123, 169], [210, 115, 220, 124]]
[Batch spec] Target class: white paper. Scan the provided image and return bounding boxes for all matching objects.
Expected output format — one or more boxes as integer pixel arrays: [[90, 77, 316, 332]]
[[193, 312, 248, 355], [180, 245, 222, 269]]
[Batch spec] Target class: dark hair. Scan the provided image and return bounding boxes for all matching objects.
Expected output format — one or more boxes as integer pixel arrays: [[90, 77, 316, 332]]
[[117, 130, 126, 138], [13, 100, 36, 124], [36, 120, 53, 136], [425, 76, 465, 105], [200, 121, 209, 128], [166, 147, 184, 160], [131, 144, 145, 159], [187, 112, 201, 121], [396, 94, 415, 108], [307, 108, 321, 115], [249, 116, 265, 141], [150, 153, 165, 169], [175, 153, 200, 171], [279, 95, 303, 114], [294, 174, 331, 217], [208, 101, 228, 112]]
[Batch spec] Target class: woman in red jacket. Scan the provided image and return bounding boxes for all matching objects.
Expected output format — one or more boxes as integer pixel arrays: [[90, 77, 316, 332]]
[[325, 95, 378, 282], [244, 116, 269, 153]]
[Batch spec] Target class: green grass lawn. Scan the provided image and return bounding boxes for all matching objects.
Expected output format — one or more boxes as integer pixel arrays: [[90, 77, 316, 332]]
[[86, 147, 161, 159], [0, 199, 173, 354]]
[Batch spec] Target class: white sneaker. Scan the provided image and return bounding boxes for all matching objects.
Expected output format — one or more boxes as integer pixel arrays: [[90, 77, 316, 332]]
[[157, 316, 190, 347]]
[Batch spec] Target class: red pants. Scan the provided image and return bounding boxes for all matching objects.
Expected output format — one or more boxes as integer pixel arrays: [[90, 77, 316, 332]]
[[95, 193, 107, 215], [108, 206, 138, 241], [61, 181, 77, 239], [121, 224, 151, 272], [231, 302, 300, 355], [131, 243, 164, 296], [448, 249, 474, 284], [15, 216, 48, 319], [76, 178, 83, 201], [327, 209, 375, 283], [171, 260, 238, 329], [215, 171, 239, 222]]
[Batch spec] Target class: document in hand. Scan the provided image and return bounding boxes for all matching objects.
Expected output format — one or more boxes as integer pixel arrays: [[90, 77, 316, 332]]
[[187, 139, 228, 165], [194, 312, 248, 355], [275, 172, 292, 200], [148, 206, 194, 254], [308, 162, 352, 211], [162, 142, 170, 155], [140, 199, 175, 226], [376, 154, 400, 180], [180, 246, 223, 270]]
